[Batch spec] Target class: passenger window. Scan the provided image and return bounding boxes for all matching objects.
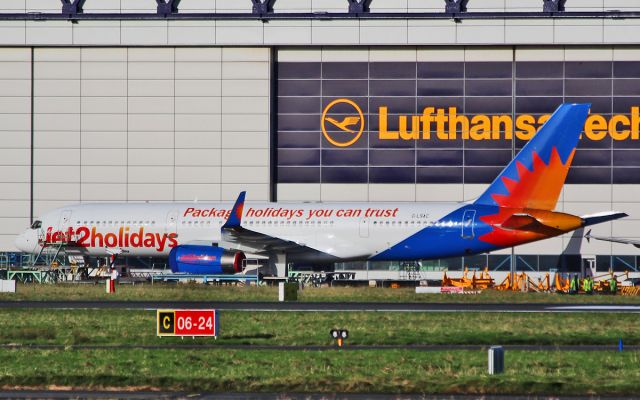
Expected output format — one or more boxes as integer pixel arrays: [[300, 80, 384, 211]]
[[31, 220, 42, 229]]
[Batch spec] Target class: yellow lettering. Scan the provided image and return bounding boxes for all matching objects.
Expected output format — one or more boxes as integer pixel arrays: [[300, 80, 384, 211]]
[[378, 107, 398, 140], [469, 115, 491, 140], [609, 114, 631, 141], [435, 108, 450, 139], [420, 107, 434, 140], [371, 107, 640, 143], [491, 115, 513, 140], [448, 107, 470, 140], [632, 107, 640, 140], [399, 115, 420, 140], [537, 114, 551, 127], [585, 115, 607, 141], [163, 315, 171, 329], [515, 115, 536, 140]]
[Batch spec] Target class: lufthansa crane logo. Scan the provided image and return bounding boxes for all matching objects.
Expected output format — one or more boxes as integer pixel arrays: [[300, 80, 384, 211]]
[[322, 98, 365, 147]]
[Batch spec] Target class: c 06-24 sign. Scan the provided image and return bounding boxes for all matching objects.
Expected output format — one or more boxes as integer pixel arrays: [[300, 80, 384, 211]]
[[157, 309, 218, 337]]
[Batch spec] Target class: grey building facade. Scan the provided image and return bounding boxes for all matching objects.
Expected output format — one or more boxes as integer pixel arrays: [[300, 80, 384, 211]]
[[1, 0, 640, 274]]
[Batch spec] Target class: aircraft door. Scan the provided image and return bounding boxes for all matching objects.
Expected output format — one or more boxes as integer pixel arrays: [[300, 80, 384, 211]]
[[166, 210, 178, 235], [461, 210, 476, 239], [359, 219, 369, 238], [57, 210, 72, 230]]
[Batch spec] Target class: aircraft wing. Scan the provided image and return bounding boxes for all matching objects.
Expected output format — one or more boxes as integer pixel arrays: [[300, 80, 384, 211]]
[[219, 192, 334, 258], [585, 229, 640, 248]]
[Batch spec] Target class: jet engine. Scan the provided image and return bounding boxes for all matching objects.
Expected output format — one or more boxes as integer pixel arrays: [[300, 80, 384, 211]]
[[168, 245, 245, 274]]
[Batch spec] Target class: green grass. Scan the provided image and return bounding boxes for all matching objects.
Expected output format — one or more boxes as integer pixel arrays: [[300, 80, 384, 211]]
[[0, 309, 639, 394], [0, 348, 638, 395], [1, 283, 640, 303], [0, 309, 637, 346]]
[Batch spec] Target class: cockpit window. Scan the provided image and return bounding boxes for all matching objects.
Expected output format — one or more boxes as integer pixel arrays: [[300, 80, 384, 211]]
[[31, 220, 42, 229]]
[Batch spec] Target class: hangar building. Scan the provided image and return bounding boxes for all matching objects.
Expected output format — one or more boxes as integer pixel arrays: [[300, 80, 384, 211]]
[[1, 0, 639, 277]]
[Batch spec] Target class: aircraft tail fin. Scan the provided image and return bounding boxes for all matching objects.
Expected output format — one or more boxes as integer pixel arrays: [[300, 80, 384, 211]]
[[474, 103, 590, 211], [222, 191, 246, 230]]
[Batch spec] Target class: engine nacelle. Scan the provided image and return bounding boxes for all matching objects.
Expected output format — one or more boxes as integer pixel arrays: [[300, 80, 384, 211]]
[[168, 245, 245, 274]]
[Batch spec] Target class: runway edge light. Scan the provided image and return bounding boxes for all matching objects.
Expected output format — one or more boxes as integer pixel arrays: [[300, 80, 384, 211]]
[[330, 329, 349, 347]]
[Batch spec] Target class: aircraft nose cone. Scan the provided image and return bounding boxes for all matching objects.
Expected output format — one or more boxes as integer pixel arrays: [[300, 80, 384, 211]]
[[14, 233, 26, 252], [15, 232, 34, 253]]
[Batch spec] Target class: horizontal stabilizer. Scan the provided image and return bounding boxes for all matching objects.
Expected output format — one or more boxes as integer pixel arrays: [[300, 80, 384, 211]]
[[582, 211, 628, 227]]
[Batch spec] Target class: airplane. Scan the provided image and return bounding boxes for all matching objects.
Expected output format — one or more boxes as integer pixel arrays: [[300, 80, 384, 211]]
[[585, 230, 640, 248], [15, 103, 627, 276]]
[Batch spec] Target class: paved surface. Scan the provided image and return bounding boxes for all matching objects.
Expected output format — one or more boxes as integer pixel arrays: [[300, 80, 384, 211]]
[[1, 300, 640, 313]]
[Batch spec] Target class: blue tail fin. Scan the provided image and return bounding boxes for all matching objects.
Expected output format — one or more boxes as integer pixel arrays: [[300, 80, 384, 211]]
[[222, 191, 246, 229], [474, 103, 590, 211]]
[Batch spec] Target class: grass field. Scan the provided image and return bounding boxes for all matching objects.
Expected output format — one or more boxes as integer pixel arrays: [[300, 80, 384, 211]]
[[0, 309, 638, 394], [1, 283, 640, 303], [0, 309, 637, 347], [2, 285, 639, 395], [0, 348, 638, 395]]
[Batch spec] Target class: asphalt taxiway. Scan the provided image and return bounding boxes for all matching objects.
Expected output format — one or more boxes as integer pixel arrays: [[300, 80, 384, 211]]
[[0, 301, 639, 313]]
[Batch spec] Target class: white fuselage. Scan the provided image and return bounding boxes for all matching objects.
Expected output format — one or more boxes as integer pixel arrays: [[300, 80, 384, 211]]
[[16, 201, 461, 261]]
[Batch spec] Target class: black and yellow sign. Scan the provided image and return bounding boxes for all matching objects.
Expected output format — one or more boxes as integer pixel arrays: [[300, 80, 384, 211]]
[[157, 309, 218, 337], [157, 310, 175, 335]]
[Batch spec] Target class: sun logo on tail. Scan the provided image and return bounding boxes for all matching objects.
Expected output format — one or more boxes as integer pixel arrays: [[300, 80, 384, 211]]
[[478, 146, 576, 247]]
